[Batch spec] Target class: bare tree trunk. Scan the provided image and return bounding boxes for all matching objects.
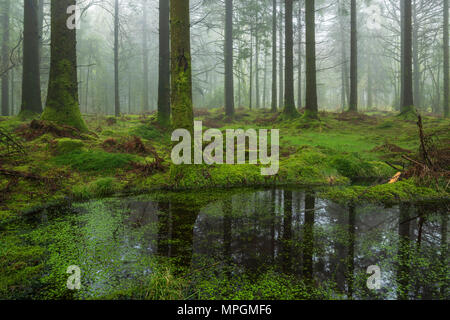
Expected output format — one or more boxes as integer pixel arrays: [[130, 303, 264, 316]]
[[271, 0, 277, 112], [255, 29, 260, 109], [114, 0, 120, 117], [412, 0, 421, 110], [142, 0, 149, 113], [20, 0, 43, 117], [158, 0, 171, 124], [444, 0, 449, 117], [349, 0, 358, 112], [401, 0, 414, 113], [1, 0, 10, 116], [249, 26, 253, 110], [283, 0, 297, 117], [297, 0, 303, 110], [279, 2, 284, 110], [304, 0, 318, 118]]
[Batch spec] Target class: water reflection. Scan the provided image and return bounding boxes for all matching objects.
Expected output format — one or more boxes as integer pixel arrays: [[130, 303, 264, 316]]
[[69, 189, 449, 300]]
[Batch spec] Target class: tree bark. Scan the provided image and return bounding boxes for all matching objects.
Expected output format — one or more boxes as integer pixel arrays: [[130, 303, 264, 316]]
[[283, 0, 297, 116], [279, 2, 284, 110], [349, 0, 357, 112], [1, 0, 10, 116], [20, 0, 43, 117], [170, 0, 193, 131], [304, 0, 318, 118], [444, 0, 449, 117], [224, 0, 234, 117], [42, 0, 86, 131], [401, 0, 414, 113], [412, 1, 421, 110], [271, 0, 277, 112], [158, 0, 171, 124], [297, 0, 302, 110], [142, 0, 149, 112], [114, 0, 120, 117]]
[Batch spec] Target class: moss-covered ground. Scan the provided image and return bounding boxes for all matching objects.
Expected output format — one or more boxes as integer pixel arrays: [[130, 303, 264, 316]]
[[0, 108, 449, 223], [0, 109, 448, 300]]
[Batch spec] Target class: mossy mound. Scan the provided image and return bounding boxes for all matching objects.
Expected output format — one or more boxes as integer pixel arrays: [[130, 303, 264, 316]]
[[53, 138, 84, 155], [321, 179, 448, 205], [72, 177, 122, 200], [52, 150, 135, 173]]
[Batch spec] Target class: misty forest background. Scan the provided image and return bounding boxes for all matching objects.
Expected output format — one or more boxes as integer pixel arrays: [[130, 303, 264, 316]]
[[0, 0, 449, 123]]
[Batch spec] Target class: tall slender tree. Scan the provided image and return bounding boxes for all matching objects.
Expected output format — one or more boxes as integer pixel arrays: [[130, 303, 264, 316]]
[[170, 0, 193, 131], [279, 2, 284, 110], [297, 0, 303, 110], [114, 0, 120, 117], [444, 0, 449, 117], [271, 0, 277, 112], [304, 0, 318, 118], [1, 0, 10, 116], [283, 0, 298, 117], [41, 0, 87, 131], [142, 0, 149, 112], [348, 0, 358, 112], [158, 0, 170, 124], [20, 0, 43, 118], [224, 0, 235, 117], [401, 0, 414, 114]]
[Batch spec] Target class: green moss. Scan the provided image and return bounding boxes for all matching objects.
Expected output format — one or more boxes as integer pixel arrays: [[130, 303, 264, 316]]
[[328, 154, 395, 178], [72, 178, 122, 199], [41, 59, 88, 132], [321, 179, 447, 205], [132, 125, 166, 140], [52, 150, 135, 172], [54, 138, 84, 155]]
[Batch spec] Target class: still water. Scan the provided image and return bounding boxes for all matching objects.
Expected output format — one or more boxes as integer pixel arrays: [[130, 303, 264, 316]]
[[24, 188, 449, 300]]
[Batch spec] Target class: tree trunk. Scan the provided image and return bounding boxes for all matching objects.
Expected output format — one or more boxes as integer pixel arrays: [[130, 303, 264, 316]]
[[367, 62, 373, 109], [142, 0, 149, 112], [114, 0, 120, 117], [348, 0, 357, 112], [158, 0, 171, 124], [170, 0, 193, 131], [297, 0, 303, 110], [255, 30, 260, 109], [444, 0, 449, 117], [271, 0, 277, 112], [20, 0, 43, 117], [278, 2, 284, 110], [224, 0, 234, 117], [401, 0, 414, 113], [41, 0, 86, 131], [283, 0, 297, 116], [249, 27, 253, 110], [412, 1, 421, 110], [1, 0, 10, 116], [304, 0, 318, 118]]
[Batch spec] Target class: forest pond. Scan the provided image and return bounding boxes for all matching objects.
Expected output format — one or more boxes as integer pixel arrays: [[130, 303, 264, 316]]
[[20, 188, 449, 300]]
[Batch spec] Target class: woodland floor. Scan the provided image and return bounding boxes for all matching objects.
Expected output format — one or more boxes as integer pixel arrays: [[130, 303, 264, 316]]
[[0, 107, 449, 300], [0, 107, 449, 224]]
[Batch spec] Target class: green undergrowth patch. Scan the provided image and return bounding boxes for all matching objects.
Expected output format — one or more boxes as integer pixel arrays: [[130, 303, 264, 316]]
[[52, 150, 136, 173], [320, 179, 448, 205], [72, 177, 123, 200]]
